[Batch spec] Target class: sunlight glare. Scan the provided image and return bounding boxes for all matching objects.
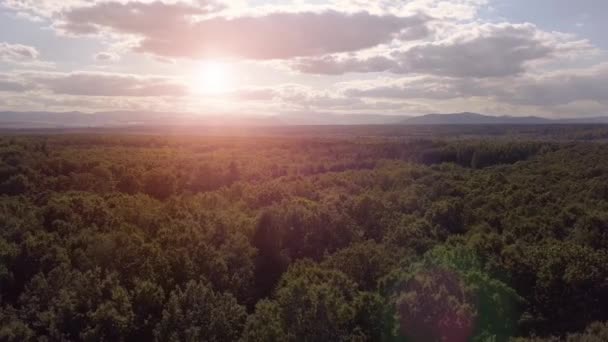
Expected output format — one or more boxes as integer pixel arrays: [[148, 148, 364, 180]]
[[195, 61, 233, 95]]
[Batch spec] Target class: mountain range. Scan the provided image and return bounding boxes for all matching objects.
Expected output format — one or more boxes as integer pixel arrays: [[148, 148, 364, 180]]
[[401, 112, 554, 125], [0, 111, 607, 128], [401, 112, 608, 125]]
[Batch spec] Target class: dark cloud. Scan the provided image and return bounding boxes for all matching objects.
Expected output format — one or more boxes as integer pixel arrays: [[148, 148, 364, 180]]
[[393, 23, 555, 78], [59, 1, 221, 36], [59, 2, 430, 60], [94, 51, 120, 62], [137, 11, 428, 60], [293, 23, 587, 77], [0, 80, 29, 92]]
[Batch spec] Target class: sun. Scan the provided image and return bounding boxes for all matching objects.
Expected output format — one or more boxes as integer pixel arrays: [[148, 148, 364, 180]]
[[194, 61, 233, 94]]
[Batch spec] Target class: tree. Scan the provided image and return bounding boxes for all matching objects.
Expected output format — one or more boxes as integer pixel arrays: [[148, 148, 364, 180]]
[[245, 261, 388, 341], [323, 241, 396, 291], [129, 280, 165, 341], [241, 300, 287, 342], [384, 246, 522, 342], [0, 175, 30, 196], [117, 172, 142, 195], [144, 170, 175, 200], [153, 280, 246, 342], [251, 211, 289, 301]]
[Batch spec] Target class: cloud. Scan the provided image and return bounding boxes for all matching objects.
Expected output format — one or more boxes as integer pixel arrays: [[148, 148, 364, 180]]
[[332, 0, 488, 20], [229, 88, 279, 102], [136, 11, 427, 60], [0, 42, 40, 63], [225, 84, 362, 110], [94, 52, 120, 62], [57, 1, 430, 60], [1, 0, 220, 20], [342, 62, 608, 111], [294, 55, 397, 75], [58, 1, 221, 36], [29, 72, 189, 97], [498, 63, 608, 106], [293, 23, 591, 77], [0, 91, 181, 113], [0, 80, 28, 92], [343, 76, 488, 100], [393, 23, 589, 78], [227, 83, 423, 113], [1, 0, 85, 19]]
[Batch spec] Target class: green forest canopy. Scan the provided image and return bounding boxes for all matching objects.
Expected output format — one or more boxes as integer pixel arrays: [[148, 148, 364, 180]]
[[1, 131, 608, 341]]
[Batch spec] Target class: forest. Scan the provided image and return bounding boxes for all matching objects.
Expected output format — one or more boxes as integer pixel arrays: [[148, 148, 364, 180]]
[[1, 127, 608, 341]]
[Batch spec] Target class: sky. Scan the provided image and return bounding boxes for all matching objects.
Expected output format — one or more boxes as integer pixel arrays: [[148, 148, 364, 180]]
[[0, 0, 607, 118]]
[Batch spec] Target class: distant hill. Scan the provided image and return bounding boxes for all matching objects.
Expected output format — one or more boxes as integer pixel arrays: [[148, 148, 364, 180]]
[[401, 112, 553, 125], [402, 112, 608, 125], [558, 116, 608, 124], [275, 112, 406, 125]]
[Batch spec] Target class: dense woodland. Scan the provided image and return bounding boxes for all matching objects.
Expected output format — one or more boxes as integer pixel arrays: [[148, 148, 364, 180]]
[[1, 128, 608, 341]]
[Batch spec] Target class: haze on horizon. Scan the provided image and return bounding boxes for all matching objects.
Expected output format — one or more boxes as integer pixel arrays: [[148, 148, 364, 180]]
[[0, 0, 607, 119]]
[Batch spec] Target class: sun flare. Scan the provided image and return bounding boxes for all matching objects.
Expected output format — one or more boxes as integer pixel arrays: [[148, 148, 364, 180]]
[[194, 61, 233, 94]]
